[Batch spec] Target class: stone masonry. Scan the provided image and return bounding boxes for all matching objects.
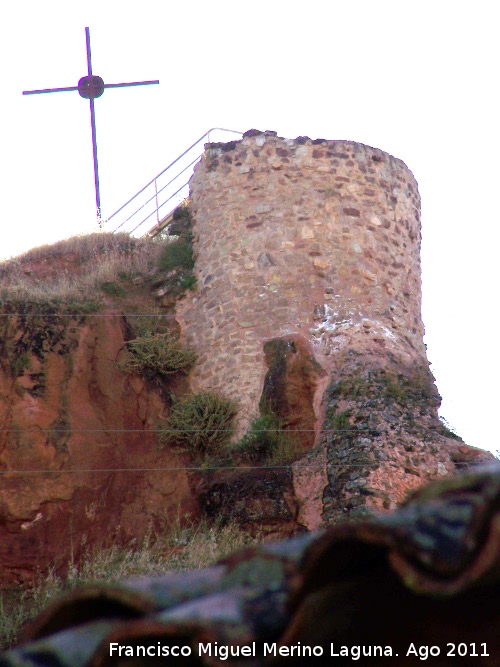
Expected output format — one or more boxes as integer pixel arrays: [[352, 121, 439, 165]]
[[177, 130, 424, 425], [176, 130, 491, 525]]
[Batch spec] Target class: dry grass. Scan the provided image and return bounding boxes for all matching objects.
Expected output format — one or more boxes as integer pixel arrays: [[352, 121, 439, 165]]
[[0, 519, 256, 650], [0, 233, 161, 305]]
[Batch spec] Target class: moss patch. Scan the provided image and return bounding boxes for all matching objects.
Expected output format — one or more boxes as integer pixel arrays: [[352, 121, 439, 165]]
[[259, 339, 290, 417], [331, 366, 440, 409], [321, 361, 444, 523]]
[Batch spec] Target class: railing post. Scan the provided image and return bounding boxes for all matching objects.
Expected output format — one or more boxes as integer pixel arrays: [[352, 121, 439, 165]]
[[154, 179, 159, 223]]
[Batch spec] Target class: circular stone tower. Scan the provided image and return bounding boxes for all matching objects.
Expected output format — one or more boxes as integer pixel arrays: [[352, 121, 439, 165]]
[[176, 130, 490, 524]]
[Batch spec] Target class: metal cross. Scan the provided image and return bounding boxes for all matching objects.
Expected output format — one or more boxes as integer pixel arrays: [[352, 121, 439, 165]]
[[23, 27, 159, 227]]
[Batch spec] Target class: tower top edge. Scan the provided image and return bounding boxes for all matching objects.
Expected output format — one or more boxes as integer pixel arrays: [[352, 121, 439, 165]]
[[204, 128, 417, 184]]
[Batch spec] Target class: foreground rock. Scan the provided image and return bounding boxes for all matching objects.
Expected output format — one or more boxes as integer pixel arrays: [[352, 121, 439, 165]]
[[2, 463, 499, 666]]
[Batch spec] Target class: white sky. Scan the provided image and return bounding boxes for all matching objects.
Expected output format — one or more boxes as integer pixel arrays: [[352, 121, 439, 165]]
[[1, 1, 498, 455]]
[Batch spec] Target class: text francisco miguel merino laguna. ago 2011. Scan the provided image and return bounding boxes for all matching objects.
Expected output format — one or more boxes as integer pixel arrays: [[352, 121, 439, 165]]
[[109, 641, 491, 660]]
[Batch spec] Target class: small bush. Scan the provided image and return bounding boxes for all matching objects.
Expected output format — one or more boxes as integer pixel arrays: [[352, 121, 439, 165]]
[[158, 238, 194, 273], [159, 392, 238, 457], [172, 205, 190, 221], [179, 274, 197, 291], [121, 333, 197, 381], [99, 281, 126, 297], [126, 314, 167, 339], [234, 414, 302, 464], [235, 414, 284, 461]]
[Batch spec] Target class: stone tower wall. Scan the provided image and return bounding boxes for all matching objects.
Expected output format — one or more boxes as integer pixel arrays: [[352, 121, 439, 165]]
[[176, 130, 426, 433]]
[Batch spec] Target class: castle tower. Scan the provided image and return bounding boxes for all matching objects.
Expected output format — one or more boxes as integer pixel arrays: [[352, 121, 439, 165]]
[[177, 130, 425, 420], [176, 130, 487, 524]]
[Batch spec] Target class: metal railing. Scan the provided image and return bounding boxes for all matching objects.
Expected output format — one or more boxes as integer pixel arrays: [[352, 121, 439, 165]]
[[107, 128, 243, 236]]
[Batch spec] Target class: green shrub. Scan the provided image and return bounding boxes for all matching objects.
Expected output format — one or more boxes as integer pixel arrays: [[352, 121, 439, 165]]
[[158, 238, 194, 273], [234, 414, 302, 464], [235, 414, 284, 461], [172, 205, 190, 221], [159, 392, 238, 457], [121, 333, 197, 381], [99, 281, 126, 297], [179, 274, 197, 291], [125, 313, 169, 339]]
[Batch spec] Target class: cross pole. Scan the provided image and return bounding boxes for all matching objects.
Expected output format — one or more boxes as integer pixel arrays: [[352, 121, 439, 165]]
[[23, 27, 159, 227]]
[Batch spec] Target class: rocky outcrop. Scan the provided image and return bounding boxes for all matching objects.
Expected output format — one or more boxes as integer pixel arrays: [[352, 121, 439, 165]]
[[313, 348, 491, 526], [198, 468, 300, 539], [0, 132, 495, 585], [0, 305, 197, 584]]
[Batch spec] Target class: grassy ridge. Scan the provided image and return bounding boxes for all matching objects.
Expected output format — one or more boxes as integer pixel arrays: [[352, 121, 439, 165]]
[[0, 233, 160, 305]]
